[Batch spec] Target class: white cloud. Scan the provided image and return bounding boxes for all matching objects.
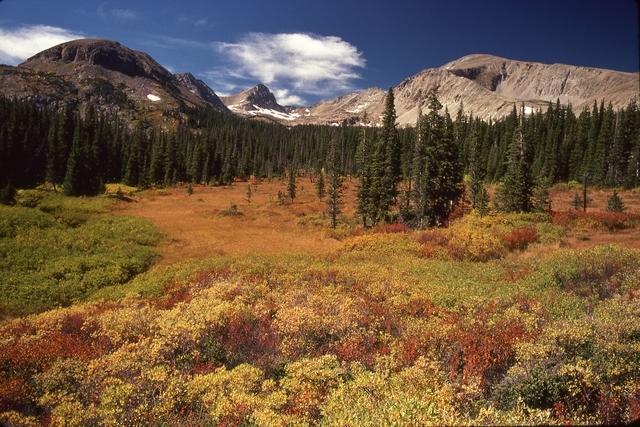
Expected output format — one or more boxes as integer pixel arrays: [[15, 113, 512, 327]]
[[213, 32, 366, 101], [110, 9, 138, 22], [272, 88, 305, 106], [97, 3, 138, 23], [177, 15, 214, 29], [199, 68, 245, 94], [144, 35, 211, 50], [194, 18, 211, 28], [0, 24, 84, 65]]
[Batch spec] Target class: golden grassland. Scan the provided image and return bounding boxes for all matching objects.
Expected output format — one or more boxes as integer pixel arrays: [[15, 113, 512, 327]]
[[112, 177, 359, 263], [113, 178, 640, 262], [1, 179, 640, 425]]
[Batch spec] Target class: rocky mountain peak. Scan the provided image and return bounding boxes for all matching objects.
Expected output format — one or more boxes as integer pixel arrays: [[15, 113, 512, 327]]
[[173, 72, 229, 112], [20, 38, 173, 85], [1, 38, 229, 128], [222, 83, 286, 115]]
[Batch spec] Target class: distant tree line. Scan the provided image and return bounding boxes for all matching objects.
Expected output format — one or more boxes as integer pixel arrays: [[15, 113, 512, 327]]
[[0, 94, 638, 210]]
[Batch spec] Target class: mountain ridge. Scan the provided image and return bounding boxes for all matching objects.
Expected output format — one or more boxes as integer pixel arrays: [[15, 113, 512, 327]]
[[0, 38, 229, 128], [1, 39, 636, 127], [220, 52, 636, 126]]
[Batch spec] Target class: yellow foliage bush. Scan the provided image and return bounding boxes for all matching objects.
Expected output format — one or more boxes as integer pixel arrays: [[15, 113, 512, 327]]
[[341, 233, 422, 257]]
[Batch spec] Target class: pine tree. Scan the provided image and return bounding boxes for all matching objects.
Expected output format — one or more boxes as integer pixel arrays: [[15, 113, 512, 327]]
[[496, 113, 533, 212], [475, 186, 490, 216], [124, 125, 143, 186], [412, 87, 463, 226], [45, 114, 59, 188], [246, 183, 252, 203], [356, 121, 375, 226], [607, 190, 625, 212], [571, 193, 582, 210], [382, 88, 401, 195], [287, 165, 297, 201], [370, 88, 399, 223], [63, 118, 85, 196], [326, 138, 344, 229], [0, 182, 16, 205], [532, 177, 552, 213], [468, 126, 486, 210], [315, 170, 325, 200]]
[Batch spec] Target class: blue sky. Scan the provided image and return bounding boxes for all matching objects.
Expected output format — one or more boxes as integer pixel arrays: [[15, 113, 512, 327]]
[[0, 0, 637, 105]]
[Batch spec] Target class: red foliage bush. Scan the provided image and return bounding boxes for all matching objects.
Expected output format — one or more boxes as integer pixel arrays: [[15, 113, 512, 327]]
[[627, 385, 640, 423], [552, 210, 639, 231], [351, 222, 409, 237], [372, 222, 409, 234], [446, 201, 467, 224], [418, 230, 450, 246], [502, 227, 538, 252], [154, 286, 192, 310], [597, 388, 626, 425], [332, 332, 388, 368], [217, 311, 279, 369], [0, 376, 30, 412], [445, 305, 535, 389]]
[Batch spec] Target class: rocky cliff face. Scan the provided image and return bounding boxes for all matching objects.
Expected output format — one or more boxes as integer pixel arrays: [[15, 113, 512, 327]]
[[174, 72, 229, 113], [0, 39, 229, 128]]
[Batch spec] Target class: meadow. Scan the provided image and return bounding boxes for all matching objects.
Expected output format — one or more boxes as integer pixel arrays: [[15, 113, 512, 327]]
[[1, 178, 640, 425], [0, 189, 162, 317]]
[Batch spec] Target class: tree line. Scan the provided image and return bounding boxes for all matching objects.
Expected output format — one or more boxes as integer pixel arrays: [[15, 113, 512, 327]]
[[0, 93, 638, 220]]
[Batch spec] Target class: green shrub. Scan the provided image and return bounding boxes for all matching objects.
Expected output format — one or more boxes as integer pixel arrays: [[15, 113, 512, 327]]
[[0, 197, 162, 316], [0, 183, 16, 205], [607, 191, 625, 212], [528, 245, 640, 299]]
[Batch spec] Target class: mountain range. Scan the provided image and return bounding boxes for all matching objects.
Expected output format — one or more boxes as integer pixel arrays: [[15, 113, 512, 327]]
[[0, 39, 637, 127]]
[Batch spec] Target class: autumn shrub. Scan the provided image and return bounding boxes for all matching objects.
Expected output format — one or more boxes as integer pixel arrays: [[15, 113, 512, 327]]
[[277, 355, 346, 420], [1, 198, 640, 426], [341, 233, 422, 257], [443, 301, 541, 389], [219, 202, 242, 216], [0, 205, 55, 238], [446, 225, 505, 261], [502, 226, 538, 251], [494, 295, 640, 424], [529, 245, 640, 299], [552, 210, 640, 232], [418, 213, 561, 262], [371, 221, 409, 234], [187, 364, 265, 424], [321, 358, 458, 426]]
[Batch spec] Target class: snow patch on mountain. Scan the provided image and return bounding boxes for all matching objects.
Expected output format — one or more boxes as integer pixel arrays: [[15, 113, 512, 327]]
[[345, 103, 369, 113], [247, 105, 301, 121], [147, 94, 161, 102]]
